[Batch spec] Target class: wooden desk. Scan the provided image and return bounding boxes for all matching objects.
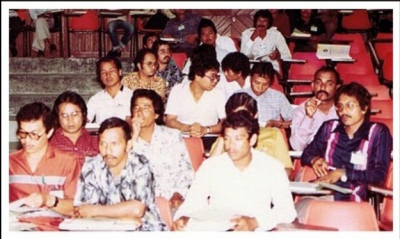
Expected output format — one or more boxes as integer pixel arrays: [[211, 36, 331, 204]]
[[274, 222, 338, 231]]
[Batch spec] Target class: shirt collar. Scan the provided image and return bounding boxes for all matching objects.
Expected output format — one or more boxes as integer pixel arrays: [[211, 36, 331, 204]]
[[332, 119, 371, 140]]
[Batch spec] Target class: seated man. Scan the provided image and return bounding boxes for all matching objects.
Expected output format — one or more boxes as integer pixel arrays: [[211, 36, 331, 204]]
[[73, 117, 167, 231], [161, 9, 201, 57], [152, 40, 184, 98], [142, 32, 160, 49], [122, 48, 167, 100], [296, 82, 392, 222], [241, 9, 291, 73], [87, 56, 133, 124], [290, 66, 342, 151], [130, 89, 194, 211], [9, 9, 25, 57], [210, 92, 293, 177], [28, 9, 58, 57], [50, 91, 99, 167], [173, 111, 296, 231], [9, 102, 80, 216], [105, 10, 134, 57], [165, 54, 226, 150], [243, 62, 293, 129]]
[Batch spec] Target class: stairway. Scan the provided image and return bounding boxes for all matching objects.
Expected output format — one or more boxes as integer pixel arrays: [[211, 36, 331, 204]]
[[9, 57, 134, 152]]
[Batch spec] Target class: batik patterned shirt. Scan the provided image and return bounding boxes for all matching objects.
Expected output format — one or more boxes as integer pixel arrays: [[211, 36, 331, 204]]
[[157, 60, 183, 99], [74, 151, 167, 231]]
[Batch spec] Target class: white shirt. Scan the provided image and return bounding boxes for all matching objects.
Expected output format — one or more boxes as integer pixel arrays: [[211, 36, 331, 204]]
[[87, 86, 133, 124], [215, 75, 251, 100], [240, 27, 291, 73], [132, 125, 195, 200], [174, 149, 296, 231], [289, 101, 338, 151], [216, 34, 238, 53], [165, 81, 226, 126]]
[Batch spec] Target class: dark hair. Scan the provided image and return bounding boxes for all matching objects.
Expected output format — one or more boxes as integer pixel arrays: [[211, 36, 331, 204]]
[[197, 18, 217, 38], [130, 89, 165, 125], [334, 82, 372, 120], [225, 92, 258, 117], [99, 117, 132, 142], [250, 62, 276, 86], [314, 66, 342, 85], [16, 102, 53, 133], [188, 54, 220, 81], [222, 110, 259, 139], [52, 91, 88, 128], [151, 40, 170, 55], [134, 48, 156, 70], [143, 32, 159, 47], [96, 56, 122, 86], [190, 44, 217, 60], [253, 9, 274, 29], [221, 52, 251, 79]]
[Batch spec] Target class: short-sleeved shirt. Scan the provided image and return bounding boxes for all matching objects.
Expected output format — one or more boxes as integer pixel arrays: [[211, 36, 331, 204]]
[[9, 145, 80, 202], [74, 152, 167, 231], [165, 81, 226, 126], [87, 86, 133, 124], [122, 72, 167, 100]]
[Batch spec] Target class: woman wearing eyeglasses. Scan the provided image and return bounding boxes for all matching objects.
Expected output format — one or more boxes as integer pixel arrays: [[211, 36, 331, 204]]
[[50, 91, 99, 167]]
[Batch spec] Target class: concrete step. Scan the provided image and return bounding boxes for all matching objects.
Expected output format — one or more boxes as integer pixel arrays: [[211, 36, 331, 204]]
[[9, 57, 134, 74], [9, 74, 102, 94]]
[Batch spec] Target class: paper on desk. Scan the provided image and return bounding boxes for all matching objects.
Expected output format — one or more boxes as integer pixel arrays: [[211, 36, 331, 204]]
[[289, 182, 322, 193], [59, 218, 140, 231], [184, 207, 239, 231]]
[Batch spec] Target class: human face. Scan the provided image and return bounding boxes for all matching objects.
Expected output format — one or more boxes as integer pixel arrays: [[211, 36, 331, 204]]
[[58, 103, 83, 135], [18, 119, 51, 155], [255, 16, 268, 30], [301, 9, 312, 19], [336, 94, 366, 129], [223, 69, 241, 83], [139, 53, 158, 77], [200, 26, 217, 46], [145, 36, 158, 49], [157, 44, 171, 65], [312, 71, 339, 101], [100, 61, 122, 89], [99, 127, 128, 172], [199, 69, 220, 91], [250, 74, 270, 96], [224, 127, 256, 163], [132, 97, 158, 128]]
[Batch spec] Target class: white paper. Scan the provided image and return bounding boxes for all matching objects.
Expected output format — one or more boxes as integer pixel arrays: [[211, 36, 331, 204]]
[[184, 207, 240, 231], [59, 218, 140, 231], [289, 182, 321, 193]]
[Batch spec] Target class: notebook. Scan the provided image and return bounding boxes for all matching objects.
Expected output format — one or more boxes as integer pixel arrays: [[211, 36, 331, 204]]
[[289, 182, 322, 193], [59, 218, 140, 231], [291, 28, 311, 38], [316, 44, 352, 60]]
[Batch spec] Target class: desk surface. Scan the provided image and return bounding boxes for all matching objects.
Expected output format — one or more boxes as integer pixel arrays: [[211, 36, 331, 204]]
[[275, 222, 338, 231]]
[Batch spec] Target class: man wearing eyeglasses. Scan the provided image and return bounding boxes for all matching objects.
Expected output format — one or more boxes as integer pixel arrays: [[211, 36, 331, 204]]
[[290, 66, 342, 151], [165, 54, 226, 149], [295, 82, 392, 222], [9, 102, 80, 216]]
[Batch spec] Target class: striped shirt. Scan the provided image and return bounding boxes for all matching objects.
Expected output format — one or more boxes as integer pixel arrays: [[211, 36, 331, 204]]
[[9, 145, 80, 202], [301, 119, 392, 201]]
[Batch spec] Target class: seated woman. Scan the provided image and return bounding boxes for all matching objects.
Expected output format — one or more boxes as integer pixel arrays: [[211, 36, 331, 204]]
[[209, 92, 293, 177]]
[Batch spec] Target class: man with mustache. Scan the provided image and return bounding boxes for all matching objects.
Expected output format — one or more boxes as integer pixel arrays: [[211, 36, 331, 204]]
[[295, 82, 392, 222], [73, 117, 167, 231], [240, 9, 291, 73], [152, 40, 183, 98], [290, 66, 342, 151]]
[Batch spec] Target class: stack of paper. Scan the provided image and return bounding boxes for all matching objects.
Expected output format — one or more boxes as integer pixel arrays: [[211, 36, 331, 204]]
[[291, 28, 311, 38], [316, 44, 352, 60], [289, 182, 322, 193]]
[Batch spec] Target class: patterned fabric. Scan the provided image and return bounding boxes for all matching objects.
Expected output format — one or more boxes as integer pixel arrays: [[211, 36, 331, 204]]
[[301, 119, 392, 201], [156, 60, 183, 99], [122, 72, 167, 100], [9, 145, 80, 202], [50, 128, 98, 168], [74, 152, 167, 231], [243, 88, 293, 125], [132, 125, 194, 200]]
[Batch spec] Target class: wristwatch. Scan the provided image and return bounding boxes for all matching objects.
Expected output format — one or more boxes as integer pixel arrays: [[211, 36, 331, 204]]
[[340, 168, 348, 182]]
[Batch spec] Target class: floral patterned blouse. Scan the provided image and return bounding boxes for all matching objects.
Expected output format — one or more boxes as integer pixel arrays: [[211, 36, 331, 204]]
[[121, 72, 167, 100], [73, 151, 168, 231]]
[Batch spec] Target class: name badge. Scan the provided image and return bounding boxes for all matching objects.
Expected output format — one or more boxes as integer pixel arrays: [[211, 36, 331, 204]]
[[178, 24, 185, 31], [50, 190, 64, 199], [310, 25, 318, 32], [350, 151, 367, 165]]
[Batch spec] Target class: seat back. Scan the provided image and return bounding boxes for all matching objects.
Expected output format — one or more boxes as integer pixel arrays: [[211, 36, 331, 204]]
[[342, 10, 372, 31], [375, 33, 393, 61], [171, 52, 187, 70], [155, 196, 173, 230], [370, 99, 393, 120], [304, 200, 379, 231], [382, 51, 393, 81], [289, 52, 326, 79], [183, 136, 205, 172], [69, 10, 100, 31], [332, 33, 367, 54], [379, 197, 393, 231]]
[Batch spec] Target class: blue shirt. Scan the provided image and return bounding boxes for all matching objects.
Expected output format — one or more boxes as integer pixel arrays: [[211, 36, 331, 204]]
[[301, 119, 392, 201]]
